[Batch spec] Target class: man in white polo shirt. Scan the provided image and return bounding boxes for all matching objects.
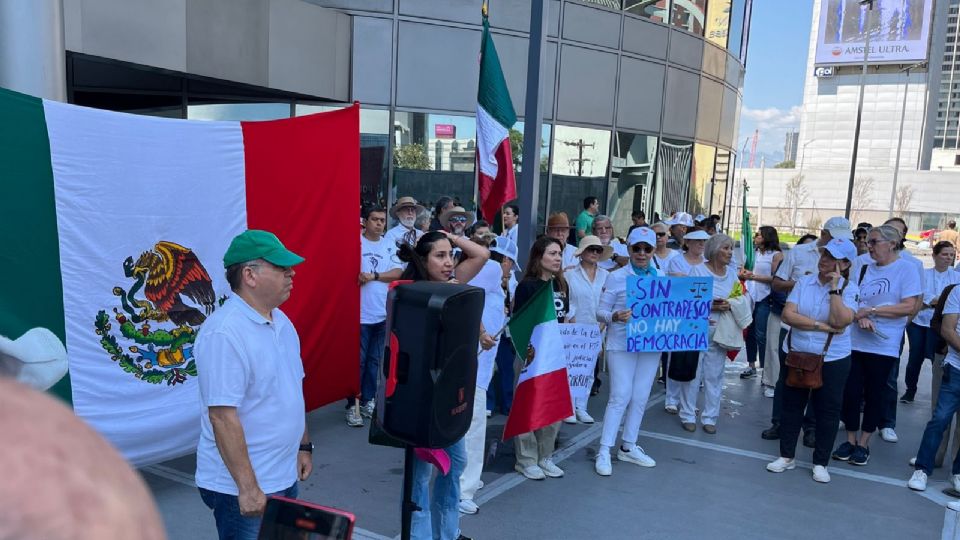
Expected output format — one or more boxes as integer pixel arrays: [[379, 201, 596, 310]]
[[195, 229, 312, 540]]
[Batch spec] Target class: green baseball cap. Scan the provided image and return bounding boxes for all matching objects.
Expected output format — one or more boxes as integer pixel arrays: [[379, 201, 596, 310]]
[[223, 230, 305, 268]]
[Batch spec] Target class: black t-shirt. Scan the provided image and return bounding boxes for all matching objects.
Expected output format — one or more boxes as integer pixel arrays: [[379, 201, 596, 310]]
[[513, 277, 569, 323]]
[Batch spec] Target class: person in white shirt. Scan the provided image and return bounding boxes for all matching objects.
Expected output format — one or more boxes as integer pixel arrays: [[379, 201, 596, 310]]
[[680, 234, 741, 434], [652, 221, 679, 271], [591, 215, 628, 271], [564, 235, 611, 425], [740, 227, 784, 389], [501, 204, 519, 245], [763, 216, 852, 442], [834, 225, 922, 466], [384, 196, 426, 248], [546, 211, 579, 270], [350, 207, 403, 427], [663, 229, 709, 414], [903, 241, 960, 404], [765, 238, 859, 484], [907, 284, 960, 492], [665, 212, 694, 250], [594, 227, 662, 475]]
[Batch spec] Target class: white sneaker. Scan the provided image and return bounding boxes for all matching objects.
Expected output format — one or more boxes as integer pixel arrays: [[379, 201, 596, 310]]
[[909, 456, 917, 467], [664, 404, 679, 414], [595, 452, 612, 476], [458, 499, 479, 514], [763, 387, 775, 398], [360, 400, 375, 418], [514, 463, 546, 480], [617, 446, 656, 467], [575, 408, 595, 424], [478, 480, 484, 490], [486, 410, 492, 418], [538, 459, 564, 478], [952, 474, 960, 493], [345, 408, 363, 427], [907, 469, 928, 491], [563, 414, 578, 424], [766, 457, 796, 473], [812, 465, 831, 483], [880, 427, 899, 443]]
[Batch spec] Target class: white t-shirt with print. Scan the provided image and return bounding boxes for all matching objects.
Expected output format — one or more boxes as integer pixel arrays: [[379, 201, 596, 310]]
[[783, 274, 859, 362], [850, 258, 923, 357], [360, 234, 401, 324], [942, 286, 960, 371]]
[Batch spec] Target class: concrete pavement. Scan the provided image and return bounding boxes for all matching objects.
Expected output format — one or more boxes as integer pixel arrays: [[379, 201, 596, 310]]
[[144, 354, 951, 539]]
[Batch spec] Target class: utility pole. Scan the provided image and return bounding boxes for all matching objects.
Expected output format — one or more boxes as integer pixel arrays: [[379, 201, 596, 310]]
[[844, 0, 875, 219], [563, 139, 595, 176]]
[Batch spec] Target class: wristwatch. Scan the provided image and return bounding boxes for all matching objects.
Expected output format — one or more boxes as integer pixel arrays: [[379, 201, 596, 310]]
[[829, 289, 842, 296], [299, 442, 314, 453], [374, 271, 380, 281]]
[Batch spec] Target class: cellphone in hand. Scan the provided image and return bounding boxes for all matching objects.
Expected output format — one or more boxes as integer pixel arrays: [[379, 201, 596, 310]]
[[258, 496, 355, 540]]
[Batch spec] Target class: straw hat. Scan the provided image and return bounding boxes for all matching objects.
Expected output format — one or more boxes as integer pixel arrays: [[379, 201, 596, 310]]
[[0, 328, 68, 391], [439, 206, 476, 229], [389, 196, 426, 219], [574, 235, 613, 260]]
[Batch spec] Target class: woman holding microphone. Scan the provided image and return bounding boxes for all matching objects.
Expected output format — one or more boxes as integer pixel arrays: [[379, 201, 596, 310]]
[[594, 227, 662, 476]]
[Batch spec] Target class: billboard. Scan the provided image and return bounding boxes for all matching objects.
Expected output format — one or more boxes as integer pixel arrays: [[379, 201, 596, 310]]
[[705, 0, 731, 48], [815, 0, 933, 65]]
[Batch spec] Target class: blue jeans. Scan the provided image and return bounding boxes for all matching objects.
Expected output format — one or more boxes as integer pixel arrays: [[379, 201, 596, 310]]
[[486, 336, 515, 414], [350, 321, 386, 406], [410, 437, 466, 540], [916, 364, 960, 475], [198, 482, 298, 540], [745, 300, 770, 368]]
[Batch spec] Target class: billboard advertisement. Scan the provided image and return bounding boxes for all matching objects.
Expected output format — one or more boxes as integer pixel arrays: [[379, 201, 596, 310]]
[[815, 0, 933, 65], [705, 0, 731, 48]]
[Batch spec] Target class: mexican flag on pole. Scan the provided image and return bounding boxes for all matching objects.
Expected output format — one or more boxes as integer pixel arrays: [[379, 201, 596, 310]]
[[476, 5, 518, 223], [741, 183, 754, 271], [502, 281, 572, 440], [0, 87, 360, 466]]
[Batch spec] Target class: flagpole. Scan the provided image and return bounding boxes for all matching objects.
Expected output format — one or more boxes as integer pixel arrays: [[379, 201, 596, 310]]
[[517, 0, 548, 268]]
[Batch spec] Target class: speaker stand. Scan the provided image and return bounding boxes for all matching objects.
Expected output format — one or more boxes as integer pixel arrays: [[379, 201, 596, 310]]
[[400, 445, 420, 540]]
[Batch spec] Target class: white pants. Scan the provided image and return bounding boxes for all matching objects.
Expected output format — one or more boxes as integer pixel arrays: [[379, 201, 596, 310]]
[[665, 353, 681, 407], [460, 385, 487, 502], [761, 312, 782, 388], [678, 344, 726, 425], [600, 351, 660, 448]]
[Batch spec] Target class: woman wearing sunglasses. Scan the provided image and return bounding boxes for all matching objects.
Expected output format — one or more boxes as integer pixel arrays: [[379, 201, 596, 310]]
[[680, 233, 742, 434], [594, 227, 662, 476], [565, 235, 613, 425], [652, 222, 679, 271]]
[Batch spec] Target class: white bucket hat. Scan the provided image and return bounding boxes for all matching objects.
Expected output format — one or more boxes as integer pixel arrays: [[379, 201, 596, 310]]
[[490, 236, 522, 272], [683, 230, 711, 241], [0, 327, 68, 390]]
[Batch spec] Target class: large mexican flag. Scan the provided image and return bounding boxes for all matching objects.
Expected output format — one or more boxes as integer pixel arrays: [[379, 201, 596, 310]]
[[503, 281, 572, 440], [0, 87, 360, 466]]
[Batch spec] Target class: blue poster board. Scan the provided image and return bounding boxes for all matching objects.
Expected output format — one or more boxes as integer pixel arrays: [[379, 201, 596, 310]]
[[625, 276, 713, 352]]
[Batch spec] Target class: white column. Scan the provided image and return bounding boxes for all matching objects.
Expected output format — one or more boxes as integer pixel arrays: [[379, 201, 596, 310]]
[[0, 0, 66, 101]]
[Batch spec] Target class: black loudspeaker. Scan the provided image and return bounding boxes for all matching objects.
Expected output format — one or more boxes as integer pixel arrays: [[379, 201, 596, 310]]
[[376, 281, 483, 449]]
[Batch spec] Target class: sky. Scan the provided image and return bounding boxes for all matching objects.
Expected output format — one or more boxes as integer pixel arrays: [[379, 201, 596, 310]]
[[737, 0, 814, 165]]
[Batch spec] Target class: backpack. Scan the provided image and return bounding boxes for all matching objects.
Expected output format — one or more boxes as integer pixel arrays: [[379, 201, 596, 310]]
[[931, 284, 959, 355]]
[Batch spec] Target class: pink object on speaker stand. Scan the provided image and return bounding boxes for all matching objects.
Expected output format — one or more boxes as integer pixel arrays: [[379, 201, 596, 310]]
[[414, 447, 451, 475]]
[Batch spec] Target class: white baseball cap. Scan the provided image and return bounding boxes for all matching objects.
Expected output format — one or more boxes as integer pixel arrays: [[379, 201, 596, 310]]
[[823, 216, 853, 240], [668, 212, 695, 227], [627, 227, 656, 247], [820, 237, 858, 262], [0, 328, 68, 391]]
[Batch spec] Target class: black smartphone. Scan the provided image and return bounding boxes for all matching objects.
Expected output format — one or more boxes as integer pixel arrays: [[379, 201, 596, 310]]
[[257, 496, 355, 540]]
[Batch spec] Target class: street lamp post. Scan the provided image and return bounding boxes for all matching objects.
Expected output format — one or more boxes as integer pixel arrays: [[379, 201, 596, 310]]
[[888, 61, 927, 219], [844, 0, 875, 219]]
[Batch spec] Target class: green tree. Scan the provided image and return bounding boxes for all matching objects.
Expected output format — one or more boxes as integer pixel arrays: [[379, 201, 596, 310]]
[[774, 160, 796, 169], [509, 129, 524, 170], [393, 144, 431, 170]]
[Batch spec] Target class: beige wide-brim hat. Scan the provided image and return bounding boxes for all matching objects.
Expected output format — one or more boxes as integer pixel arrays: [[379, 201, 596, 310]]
[[574, 235, 613, 261], [439, 206, 476, 229], [390, 196, 426, 219], [0, 328, 68, 391]]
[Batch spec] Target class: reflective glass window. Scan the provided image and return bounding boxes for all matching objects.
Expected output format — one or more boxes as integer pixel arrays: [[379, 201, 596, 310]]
[[655, 138, 694, 217], [728, 0, 748, 59], [705, 0, 732, 47], [510, 122, 553, 230], [608, 132, 658, 235], [550, 125, 611, 239], [671, 0, 707, 35], [711, 150, 732, 219], [624, 0, 672, 24], [580, 0, 622, 9], [187, 101, 291, 121], [392, 112, 477, 215], [690, 144, 716, 217]]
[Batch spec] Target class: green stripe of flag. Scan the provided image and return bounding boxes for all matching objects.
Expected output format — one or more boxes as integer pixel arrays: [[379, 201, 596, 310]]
[[507, 280, 556, 355], [479, 16, 517, 128], [0, 88, 71, 404]]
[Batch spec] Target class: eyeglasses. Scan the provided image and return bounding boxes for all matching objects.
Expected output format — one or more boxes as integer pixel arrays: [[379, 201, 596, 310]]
[[630, 244, 654, 254], [585, 246, 604, 254], [866, 239, 885, 246], [450, 216, 468, 223], [655, 232, 667, 237]]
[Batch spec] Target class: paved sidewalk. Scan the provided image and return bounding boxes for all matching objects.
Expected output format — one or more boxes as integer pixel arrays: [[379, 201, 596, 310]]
[[144, 353, 951, 539]]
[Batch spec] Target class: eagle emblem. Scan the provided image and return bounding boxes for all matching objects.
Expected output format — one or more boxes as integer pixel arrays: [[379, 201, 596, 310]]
[[94, 241, 224, 385], [524, 343, 536, 369]]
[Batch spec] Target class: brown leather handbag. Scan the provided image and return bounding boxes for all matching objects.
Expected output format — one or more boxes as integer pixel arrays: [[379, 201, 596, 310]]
[[784, 330, 832, 390]]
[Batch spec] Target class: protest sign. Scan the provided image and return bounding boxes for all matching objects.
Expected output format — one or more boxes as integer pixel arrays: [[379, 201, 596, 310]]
[[625, 276, 713, 352], [560, 323, 603, 403]]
